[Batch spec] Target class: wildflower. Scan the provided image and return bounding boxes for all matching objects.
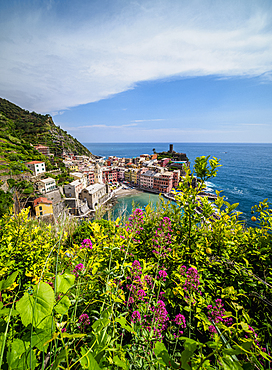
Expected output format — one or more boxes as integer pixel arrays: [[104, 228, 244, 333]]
[[131, 310, 141, 323], [174, 314, 186, 328], [150, 300, 170, 339], [61, 327, 67, 333], [137, 289, 146, 300], [183, 267, 200, 293], [158, 270, 167, 280], [73, 263, 85, 277], [80, 239, 93, 249], [128, 297, 134, 304], [207, 299, 232, 335], [208, 325, 217, 334], [79, 313, 90, 328], [132, 260, 141, 270]]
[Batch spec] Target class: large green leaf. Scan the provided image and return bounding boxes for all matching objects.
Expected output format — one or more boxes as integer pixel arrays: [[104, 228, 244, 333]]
[[178, 337, 199, 370], [113, 355, 129, 370], [0, 271, 19, 290], [80, 347, 101, 369], [54, 295, 71, 314], [7, 339, 37, 370], [116, 317, 135, 333], [221, 355, 243, 370], [51, 349, 67, 370], [56, 272, 75, 293], [23, 328, 52, 352], [154, 341, 179, 369], [16, 282, 54, 328]]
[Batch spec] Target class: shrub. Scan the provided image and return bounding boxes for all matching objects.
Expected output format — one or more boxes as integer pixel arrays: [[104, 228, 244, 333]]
[[0, 156, 271, 369]]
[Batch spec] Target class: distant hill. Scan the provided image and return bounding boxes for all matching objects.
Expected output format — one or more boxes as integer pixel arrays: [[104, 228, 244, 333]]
[[0, 98, 93, 176]]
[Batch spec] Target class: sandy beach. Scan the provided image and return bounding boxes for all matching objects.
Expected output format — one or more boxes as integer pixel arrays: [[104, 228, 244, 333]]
[[114, 186, 143, 198]]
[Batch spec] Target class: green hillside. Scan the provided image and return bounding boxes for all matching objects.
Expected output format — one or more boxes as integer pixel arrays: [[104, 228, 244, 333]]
[[0, 98, 93, 176]]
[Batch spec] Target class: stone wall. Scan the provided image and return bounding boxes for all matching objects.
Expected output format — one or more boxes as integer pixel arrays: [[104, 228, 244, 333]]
[[44, 189, 65, 218]]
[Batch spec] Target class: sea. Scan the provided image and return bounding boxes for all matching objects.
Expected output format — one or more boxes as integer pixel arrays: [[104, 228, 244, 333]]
[[84, 143, 272, 227]]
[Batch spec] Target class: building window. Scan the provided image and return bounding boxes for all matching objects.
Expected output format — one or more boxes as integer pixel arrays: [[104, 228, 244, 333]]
[[40, 211, 43, 215], [39, 206, 42, 210]]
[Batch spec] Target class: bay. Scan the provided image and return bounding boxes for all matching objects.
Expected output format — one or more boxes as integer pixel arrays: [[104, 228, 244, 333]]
[[84, 143, 272, 226]]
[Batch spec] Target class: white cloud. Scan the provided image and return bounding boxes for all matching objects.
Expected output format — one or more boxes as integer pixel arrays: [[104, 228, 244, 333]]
[[239, 123, 269, 126], [132, 119, 165, 123], [1, 0, 272, 113], [66, 123, 137, 130]]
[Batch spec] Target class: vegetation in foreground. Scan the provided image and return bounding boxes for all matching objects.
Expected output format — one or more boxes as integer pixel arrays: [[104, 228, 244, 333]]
[[0, 156, 271, 369]]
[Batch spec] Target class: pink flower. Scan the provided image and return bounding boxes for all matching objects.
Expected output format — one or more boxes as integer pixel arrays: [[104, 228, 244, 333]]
[[79, 313, 90, 327], [80, 239, 93, 249], [73, 263, 85, 277], [174, 314, 186, 328], [158, 270, 168, 279], [131, 310, 141, 323]]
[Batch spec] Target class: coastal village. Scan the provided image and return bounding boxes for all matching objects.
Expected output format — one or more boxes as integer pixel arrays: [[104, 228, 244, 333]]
[[13, 144, 190, 221]]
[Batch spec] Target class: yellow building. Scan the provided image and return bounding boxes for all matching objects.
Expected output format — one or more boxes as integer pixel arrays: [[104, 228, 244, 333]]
[[124, 170, 131, 182], [69, 164, 79, 172], [34, 197, 53, 217], [130, 169, 139, 185]]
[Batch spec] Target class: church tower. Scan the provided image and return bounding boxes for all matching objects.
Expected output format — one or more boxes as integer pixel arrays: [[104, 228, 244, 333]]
[[94, 163, 103, 184]]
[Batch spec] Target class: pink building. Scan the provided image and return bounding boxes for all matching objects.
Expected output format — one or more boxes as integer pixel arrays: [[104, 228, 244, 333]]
[[172, 170, 180, 188], [153, 172, 174, 193], [159, 158, 171, 167], [139, 170, 155, 189], [102, 168, 118, 183]]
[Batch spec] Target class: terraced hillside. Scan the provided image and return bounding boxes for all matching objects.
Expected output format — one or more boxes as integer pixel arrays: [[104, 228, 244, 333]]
[[0, 98, 92, 176]]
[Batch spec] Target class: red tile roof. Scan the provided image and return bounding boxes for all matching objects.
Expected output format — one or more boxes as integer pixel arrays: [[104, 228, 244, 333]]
[[35, 145, 49, 149], [34, 197, 52, 207], [26, 161, 44, 165]]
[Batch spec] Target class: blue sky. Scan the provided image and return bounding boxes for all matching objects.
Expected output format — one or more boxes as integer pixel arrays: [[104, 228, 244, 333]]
[[1, 0, 272, 142]]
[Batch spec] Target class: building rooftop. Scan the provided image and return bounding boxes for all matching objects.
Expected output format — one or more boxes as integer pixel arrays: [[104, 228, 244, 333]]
[[34, 145, 49, 149], [70, 172, 84, 177], [38, 177, 55, 184], [34, 197, 52, 207], [26, 161, 44, 165], [70, 179, 82, 186], [84, 183, 105, 194], [141, 170, 155, 177]]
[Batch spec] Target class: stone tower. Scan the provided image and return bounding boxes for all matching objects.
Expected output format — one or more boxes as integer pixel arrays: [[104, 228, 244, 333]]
[[94, 163, 103, 184]]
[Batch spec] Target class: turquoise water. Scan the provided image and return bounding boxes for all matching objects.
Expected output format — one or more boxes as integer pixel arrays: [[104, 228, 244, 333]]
[[86, 143, 272, 226], [105, 192, 173, 220]]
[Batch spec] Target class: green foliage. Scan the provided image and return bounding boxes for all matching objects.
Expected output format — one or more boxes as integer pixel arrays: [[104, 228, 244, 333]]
[[0, 189, 13, 217], [0, 156, 271, 369], [16, 282, 54, 329], [0, 98, 92, 157], [0, 208, 58, 279]]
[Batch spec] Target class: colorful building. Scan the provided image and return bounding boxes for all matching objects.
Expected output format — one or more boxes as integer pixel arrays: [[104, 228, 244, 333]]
[[34, 197, 53, 217], [124, 170, 131, 183], [69, 172, 88, 188], [102, 168, 118, 183], [172, 170, 180, 188], [159, 158, 171, 167], [153, 172, 173, 193], [139, 170, 155, 189]]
